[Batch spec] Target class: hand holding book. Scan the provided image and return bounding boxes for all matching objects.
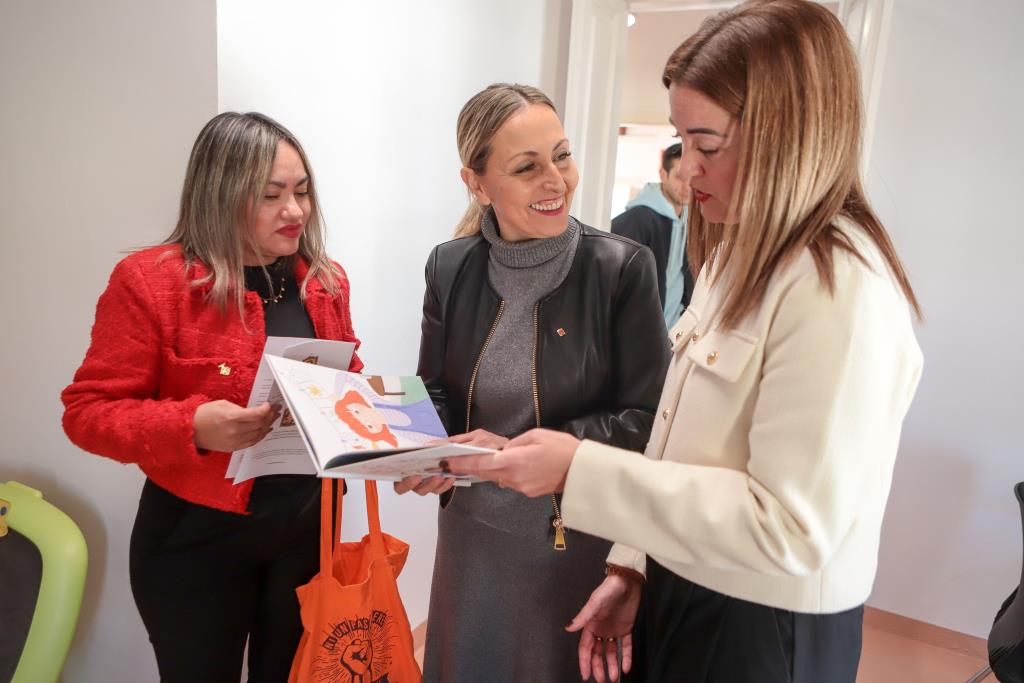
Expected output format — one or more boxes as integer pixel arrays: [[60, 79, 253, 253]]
[[265, 355, 492, 483]]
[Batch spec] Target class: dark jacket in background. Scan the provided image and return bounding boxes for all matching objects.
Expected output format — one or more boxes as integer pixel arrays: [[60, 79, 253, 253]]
[[612, 203, 694, 312]]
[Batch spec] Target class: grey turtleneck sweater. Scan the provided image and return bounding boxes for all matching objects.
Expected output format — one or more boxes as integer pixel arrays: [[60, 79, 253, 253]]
[[470, 209, 581, 437]]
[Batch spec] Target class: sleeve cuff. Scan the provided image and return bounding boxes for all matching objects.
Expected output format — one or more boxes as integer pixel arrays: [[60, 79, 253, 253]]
[[562, 438, 648, 574], [607, 543, 647, 577], [142, 393, 211, 467]]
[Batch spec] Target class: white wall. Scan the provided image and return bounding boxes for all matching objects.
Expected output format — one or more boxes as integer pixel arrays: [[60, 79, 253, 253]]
[[0, 1, 218, 681], [865, 0, 1024, 637], [620, 9, 717, 125], [216, 0, 570, 629]]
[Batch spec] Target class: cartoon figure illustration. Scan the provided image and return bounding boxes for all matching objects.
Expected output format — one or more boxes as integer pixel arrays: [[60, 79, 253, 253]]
[[372, 399, 447, 441], [362, 376, 447, 441], [334, 391, 399, 448]]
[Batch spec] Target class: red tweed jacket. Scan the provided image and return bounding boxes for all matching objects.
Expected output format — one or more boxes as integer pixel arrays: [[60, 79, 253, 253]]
[[62, 245, 363, 513]]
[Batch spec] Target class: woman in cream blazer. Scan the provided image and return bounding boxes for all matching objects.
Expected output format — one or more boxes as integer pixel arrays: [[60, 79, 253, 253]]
[[448, 2, 923, 682]]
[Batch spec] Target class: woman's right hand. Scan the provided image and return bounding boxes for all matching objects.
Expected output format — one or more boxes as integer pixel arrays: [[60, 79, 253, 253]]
[[192, 400, 280, 453]]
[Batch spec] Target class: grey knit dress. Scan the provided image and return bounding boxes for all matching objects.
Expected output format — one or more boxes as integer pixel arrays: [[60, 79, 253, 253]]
[[422, 214, 615, 683]]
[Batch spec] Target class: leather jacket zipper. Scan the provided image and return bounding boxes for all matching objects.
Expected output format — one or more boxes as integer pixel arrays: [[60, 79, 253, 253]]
[[532, 302, 566, 551], [465, 300, 506, 433], [447, 301, 504, 511]]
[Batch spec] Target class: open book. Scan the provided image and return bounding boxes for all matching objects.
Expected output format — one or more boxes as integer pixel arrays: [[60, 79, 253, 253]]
[[227, 338, 490, 484], [228, 337, 355, 483], [262, 354, 490, 483]]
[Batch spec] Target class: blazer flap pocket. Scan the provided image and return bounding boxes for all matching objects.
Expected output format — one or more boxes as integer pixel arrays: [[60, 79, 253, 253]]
[[685, 329, 758, 382], [159, 348, 241, 399], [669, 308, 700, 354]]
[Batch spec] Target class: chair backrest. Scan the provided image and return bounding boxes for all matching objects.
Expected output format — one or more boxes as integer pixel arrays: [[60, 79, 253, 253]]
[[987, 482, 1024, 682], [0, 481, 88, 683]]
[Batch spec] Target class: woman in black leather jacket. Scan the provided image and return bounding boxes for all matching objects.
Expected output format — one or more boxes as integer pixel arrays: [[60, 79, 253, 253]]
[[396, 83, 669, 683]]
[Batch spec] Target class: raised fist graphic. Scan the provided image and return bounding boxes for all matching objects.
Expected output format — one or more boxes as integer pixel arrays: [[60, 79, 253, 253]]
[[340, 638, 372, 682]]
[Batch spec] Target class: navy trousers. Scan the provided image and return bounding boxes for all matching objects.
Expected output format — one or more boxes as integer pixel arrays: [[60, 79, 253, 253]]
[[641, 559, 863, 683]]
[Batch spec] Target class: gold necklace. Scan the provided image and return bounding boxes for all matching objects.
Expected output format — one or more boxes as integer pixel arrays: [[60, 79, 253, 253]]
[[260, 275, 286, 305]]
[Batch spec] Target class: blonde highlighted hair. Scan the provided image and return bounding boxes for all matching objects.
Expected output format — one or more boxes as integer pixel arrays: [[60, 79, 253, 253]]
[[454, 83, 557, 237], [165, 111, 340, 315], [663, 0, 920, 328]]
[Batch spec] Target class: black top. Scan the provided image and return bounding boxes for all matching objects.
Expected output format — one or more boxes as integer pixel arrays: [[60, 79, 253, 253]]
[[244, 259, 316, 338], [244, 259, 319, 495]]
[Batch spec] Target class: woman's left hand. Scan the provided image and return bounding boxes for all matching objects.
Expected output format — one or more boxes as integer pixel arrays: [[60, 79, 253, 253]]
[[393, 475, 457, 496], [444, 428, 580, 497], [447, 429, 509, 450]]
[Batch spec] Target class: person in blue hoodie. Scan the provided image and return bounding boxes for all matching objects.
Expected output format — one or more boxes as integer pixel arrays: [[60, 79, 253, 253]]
[[612, 142, 694, 327]]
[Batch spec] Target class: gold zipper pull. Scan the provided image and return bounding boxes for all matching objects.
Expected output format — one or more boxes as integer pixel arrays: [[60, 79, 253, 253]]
[[553, 518, 567, 551]]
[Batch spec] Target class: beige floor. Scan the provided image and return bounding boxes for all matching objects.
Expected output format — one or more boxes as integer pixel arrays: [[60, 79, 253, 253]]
[[413, 608, 994, 681], [857, 608, 991, 683], [857, 629, 989, 683]]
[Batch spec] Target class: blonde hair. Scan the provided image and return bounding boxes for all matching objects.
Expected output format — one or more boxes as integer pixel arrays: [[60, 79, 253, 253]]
[[663, 0, 921, 328], [454, 84, 557, 237], [165, 112, 340, 314]]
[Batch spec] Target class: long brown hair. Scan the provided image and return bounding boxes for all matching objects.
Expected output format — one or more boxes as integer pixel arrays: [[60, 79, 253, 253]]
[[663, 0, 921, 328], [165, 112, 340, 315], [454, 84, 558, 237]]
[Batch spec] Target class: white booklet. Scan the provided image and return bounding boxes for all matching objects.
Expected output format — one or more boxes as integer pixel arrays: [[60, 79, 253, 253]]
[[228, 337, 356, 483], [263, 355, 490, 483]]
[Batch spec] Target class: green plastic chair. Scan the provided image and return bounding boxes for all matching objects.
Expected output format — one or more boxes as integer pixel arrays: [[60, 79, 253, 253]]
[[0, 480, 88, 683]]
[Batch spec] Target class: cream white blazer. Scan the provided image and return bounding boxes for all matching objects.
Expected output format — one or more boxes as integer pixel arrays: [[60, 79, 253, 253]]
[[561, 221, 923, 613]]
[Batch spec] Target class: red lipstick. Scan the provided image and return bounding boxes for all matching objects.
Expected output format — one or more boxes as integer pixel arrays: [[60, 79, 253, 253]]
[[277, 224, 302, 238]]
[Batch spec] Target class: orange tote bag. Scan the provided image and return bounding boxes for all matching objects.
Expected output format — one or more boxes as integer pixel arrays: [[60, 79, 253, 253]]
[[288, 479, 422, 683]]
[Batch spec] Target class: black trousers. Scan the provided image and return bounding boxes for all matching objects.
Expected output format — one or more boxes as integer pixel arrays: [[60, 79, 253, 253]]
[[642, 560, 863, 683], [129, 477, 321, 683]]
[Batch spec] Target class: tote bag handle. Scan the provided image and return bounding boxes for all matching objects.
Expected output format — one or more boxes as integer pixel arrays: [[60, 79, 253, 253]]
[[319, 479, 389, 574]]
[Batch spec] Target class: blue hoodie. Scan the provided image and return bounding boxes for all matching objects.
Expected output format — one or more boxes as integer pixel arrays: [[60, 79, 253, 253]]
[[624, 182, 688, 325]]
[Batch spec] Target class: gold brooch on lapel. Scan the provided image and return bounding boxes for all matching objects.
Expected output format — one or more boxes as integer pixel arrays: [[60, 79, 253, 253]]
[[218, 363, 231, 376]]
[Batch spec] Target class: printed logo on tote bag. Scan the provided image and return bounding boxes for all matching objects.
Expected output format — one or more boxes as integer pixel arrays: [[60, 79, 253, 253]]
[[313, 609, 398, 682]]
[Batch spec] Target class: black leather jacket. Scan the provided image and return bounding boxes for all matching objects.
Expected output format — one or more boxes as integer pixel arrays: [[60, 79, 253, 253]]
[[417, 224, 670, 452]]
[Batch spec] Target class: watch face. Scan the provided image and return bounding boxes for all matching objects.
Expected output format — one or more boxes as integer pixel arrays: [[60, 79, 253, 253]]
[[0, 498, 9, 537]]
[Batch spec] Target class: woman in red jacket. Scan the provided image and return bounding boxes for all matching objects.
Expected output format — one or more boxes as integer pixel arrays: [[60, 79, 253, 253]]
[[62, 112, 362, 683]]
